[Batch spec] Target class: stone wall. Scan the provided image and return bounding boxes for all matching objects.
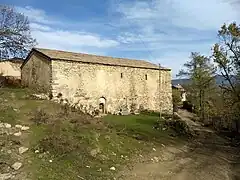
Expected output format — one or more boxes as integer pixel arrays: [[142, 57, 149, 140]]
[[51, 60, 172, 115], [0, 61, 22, 78], [21, 52, 51, 92]]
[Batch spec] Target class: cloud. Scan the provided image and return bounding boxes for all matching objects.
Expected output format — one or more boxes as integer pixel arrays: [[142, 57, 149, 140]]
[[16, 6, 58, 25], [116, 0, 240, 30], [30, 23, 52, 31], [16, 6, 119, 54], [110, 0, 240, 76], [32, 29, 119, 49]]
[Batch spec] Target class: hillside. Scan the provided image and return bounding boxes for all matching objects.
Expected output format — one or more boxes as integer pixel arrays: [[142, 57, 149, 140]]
[[1, 88, 240, 180], [172, 75, 235, 86], [0, 88, 183, 180]]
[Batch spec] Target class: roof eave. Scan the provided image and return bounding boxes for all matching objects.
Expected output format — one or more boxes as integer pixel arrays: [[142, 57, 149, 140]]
[[51, 58, 171, 71], [20, 48, 52, 69]]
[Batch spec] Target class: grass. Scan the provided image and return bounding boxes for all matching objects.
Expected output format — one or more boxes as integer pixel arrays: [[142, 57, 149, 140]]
[[104, 114, 176, 143], [0, 87, 185, 180]]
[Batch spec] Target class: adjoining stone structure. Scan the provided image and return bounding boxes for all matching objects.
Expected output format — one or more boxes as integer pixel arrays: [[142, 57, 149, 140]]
[[0, 58, 23, 78], [21, 48, 173, 115]]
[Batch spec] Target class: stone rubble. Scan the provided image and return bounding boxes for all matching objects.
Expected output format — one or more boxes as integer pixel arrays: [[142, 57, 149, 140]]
[[0, 121, 29, 178], [90, 148, 101, 157], [21, 126, 30, 131], [15, 124, 22, 129], [4, 123, 11, 128], [19, 147, 29, 154], [153, 156, 159, 162], [11, 162, 22, 170], [31, 93, 49, 100], [13, 131, 22, 137], [0, 123, 5, 128], [0, 173, 13, 180], [110, 167, 116, 171]]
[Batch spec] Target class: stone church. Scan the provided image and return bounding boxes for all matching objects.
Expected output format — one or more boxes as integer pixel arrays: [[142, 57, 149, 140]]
[[21, 48, 173, 115]]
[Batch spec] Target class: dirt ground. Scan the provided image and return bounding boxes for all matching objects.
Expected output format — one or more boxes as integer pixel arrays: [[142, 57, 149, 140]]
[[117, 110, 240, 180]]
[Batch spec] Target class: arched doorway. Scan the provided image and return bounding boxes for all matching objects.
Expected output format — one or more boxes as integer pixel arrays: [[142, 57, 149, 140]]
[[99, 97, 106, 114]]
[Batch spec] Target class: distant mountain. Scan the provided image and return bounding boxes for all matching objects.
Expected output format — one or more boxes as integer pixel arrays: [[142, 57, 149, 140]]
[[172, 78, 191, 86], [172, 75, 235, 86]]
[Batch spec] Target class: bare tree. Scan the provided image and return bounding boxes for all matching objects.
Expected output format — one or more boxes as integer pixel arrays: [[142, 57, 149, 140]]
[[0, 5, 36, 59]]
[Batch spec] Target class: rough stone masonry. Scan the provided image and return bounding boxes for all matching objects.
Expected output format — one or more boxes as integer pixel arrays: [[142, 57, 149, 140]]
[[21, 48, 173, 115]]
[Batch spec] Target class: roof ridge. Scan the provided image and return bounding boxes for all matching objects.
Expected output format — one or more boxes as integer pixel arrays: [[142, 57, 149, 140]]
[[35, 48, 156, 64], [33, 48, 170, 70]]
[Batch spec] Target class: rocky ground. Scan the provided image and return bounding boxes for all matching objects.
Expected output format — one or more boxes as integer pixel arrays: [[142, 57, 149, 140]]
[[0, 122, 30, 180], [1, 87, 240, 180], [117, 110, 240, 180], [1, 111, 240, 180]]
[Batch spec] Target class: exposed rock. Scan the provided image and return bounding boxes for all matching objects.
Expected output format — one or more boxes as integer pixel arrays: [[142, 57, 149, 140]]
[[49, 160, 53, 163], [153, 156, 159, 162], [0, 123, 4, 128], [77, 176, 85, 179], [97, 168, 102, 172], [13, 132, 22, 137], [4, 123, 11, 128], [7, 150, 11, 154], [104, 135, 110, 140], [19, 147, 29, 154], [31, 93, 49, 100], [110, 167, 116, 171], [90, 148, 101, 157], [21, 126, 30, 131], [0, 173, 13, 180], [15, 125, 22, 129], [35, 150, 40, 153], [11, 162, 22, 170], [153, 148, 156, 151]]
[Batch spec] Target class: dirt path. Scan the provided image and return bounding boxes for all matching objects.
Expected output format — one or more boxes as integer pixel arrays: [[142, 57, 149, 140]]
[[117, 110, 240, 180]]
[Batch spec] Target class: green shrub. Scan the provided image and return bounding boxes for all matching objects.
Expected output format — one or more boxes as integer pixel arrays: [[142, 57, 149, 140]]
[[31, 109, 49, 125], [172, 89, 182, 112]]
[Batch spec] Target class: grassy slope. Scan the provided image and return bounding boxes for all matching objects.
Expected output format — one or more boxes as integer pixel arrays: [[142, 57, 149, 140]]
[[0, 88, 185, 180]]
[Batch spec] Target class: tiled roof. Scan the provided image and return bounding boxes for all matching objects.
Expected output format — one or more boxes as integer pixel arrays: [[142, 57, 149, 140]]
[[34, 48, 168, 70]]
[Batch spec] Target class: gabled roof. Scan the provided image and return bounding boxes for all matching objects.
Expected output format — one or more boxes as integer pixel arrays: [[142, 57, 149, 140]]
[[23, 48, 170, 70]]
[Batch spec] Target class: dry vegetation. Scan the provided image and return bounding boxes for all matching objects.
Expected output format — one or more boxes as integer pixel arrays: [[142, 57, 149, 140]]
[[0, 87, 185, 180]]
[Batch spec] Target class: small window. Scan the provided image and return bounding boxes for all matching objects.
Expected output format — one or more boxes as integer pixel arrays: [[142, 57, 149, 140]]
[[145, 74, 147, 80], [121, 73, 123, 78]]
